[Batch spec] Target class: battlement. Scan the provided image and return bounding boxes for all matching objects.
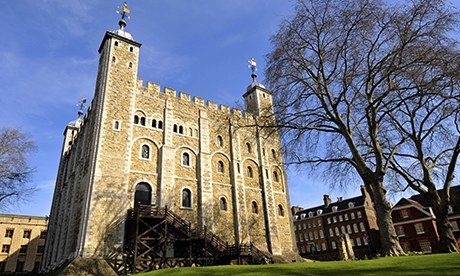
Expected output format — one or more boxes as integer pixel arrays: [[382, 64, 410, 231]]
[[137, 78, 257, 120]]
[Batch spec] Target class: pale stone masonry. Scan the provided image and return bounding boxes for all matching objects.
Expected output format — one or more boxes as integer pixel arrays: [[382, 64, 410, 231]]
[[42, 23, 297, 274], [0, 214, 48, 273]]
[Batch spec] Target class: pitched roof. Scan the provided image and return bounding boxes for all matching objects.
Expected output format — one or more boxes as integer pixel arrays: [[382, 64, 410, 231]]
[[294, 195, 365, 218]]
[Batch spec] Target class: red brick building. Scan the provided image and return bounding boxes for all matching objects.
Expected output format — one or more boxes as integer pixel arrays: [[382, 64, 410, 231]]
[[291, 186, 380, 260], [391, 186, 460, 253]]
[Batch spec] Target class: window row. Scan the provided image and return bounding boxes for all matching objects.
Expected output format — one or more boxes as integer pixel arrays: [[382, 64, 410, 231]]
[[1, 244, 45, 254], [298, 237, 369, 253], [327, 223, 366, 237], [134, 115, 164, 130], [113, 40, 135, 52], [326, 211, 362, 224], [296, 210, 362, 221], [4, 229, 46, 239], [297, 219, 322, 230], [173, 124, 198, 138]]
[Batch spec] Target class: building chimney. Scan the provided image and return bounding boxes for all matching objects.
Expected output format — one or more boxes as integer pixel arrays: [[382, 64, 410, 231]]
[[291, 206, 304, 216], [323, 195, 332, 207], [337, 197, 343, 202]]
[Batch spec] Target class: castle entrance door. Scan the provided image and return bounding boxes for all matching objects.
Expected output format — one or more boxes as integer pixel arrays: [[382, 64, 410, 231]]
[[134, 182, 152, 206]]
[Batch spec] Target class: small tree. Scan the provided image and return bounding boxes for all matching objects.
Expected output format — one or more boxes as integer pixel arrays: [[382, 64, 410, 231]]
[[265, 0, 456, 255], [0, 127, 36, 208]]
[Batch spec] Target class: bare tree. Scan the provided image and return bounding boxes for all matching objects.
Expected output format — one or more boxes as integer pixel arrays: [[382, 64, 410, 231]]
[[386, 48, 460, 252], [265, 0, 456, 256], [0, 127, 36, 208]]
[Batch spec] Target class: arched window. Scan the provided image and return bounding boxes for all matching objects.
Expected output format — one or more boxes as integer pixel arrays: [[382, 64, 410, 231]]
[[173, 124, 178, 133], [353, 223, 359, 233], [246, 143, 251, 153], [140, 117, 146, 126], [273, 171, 279, 182], [112, 56, 116, 63], [251, 201, 258, 214], [114, 121, 120, 130], [341, 226, 346, 234], [179, 125, 184, 134], [217, 161, 224, 173], [347, 225, 352, 234], [220, 197, 227, 211], [134, 115, 139, 124], [114, 41, 119, 46], [181, 188, 191, 208], [360, 222, 366, 232], [158, 121, 163, 129], [134, 182, 151, 207], [129, 46, 134, 52], [189, 128, 193, 136], [141, 145, 150, 159], [152, 119, 157, 128], [271, 149, 276, 158], [216, 135, 223, 147], [278, 204, 284, 217], [182, 152, 190, 167], [247, 166, 253, 178], [128, 62, 133, 68]]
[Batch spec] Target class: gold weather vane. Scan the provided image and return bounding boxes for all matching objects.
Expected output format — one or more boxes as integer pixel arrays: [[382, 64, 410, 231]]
[[248, 57, 258, 83], [116, 2, 131, 30], [117, 2, 131, 20], [77, 97, 87, 118]]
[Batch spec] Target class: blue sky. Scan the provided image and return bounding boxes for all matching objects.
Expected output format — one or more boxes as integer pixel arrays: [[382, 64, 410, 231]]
[[2, 1, 459, 216]]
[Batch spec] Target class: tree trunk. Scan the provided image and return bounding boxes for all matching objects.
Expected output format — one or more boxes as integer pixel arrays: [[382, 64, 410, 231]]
[[432, 203, 459, 253], [367, 182, 405, 256]]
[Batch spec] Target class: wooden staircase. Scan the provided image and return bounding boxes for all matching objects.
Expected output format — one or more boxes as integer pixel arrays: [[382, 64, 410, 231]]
[[119, 205, 272, 274]]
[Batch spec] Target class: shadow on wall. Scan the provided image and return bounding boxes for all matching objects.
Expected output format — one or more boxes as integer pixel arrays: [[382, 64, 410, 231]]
[[0, 234, 45, 274]]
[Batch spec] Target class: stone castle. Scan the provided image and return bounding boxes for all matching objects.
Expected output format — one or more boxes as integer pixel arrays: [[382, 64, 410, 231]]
[[42, 6, 296, 274]]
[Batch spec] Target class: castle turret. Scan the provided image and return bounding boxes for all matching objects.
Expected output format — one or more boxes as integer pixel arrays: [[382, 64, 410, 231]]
[[243, 58, 274, 116]]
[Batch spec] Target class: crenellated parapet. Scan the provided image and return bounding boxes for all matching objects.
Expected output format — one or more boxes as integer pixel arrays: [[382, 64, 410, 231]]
[[136, 78, 259, 122]]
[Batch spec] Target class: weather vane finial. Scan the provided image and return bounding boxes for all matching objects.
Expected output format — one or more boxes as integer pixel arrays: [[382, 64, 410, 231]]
[[116, 2, 131, 30], [248, 57, 258, 83], [77, 98, 87, 119]]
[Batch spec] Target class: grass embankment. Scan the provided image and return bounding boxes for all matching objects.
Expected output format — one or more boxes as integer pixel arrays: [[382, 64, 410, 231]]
[[136, 253, 460, 275]]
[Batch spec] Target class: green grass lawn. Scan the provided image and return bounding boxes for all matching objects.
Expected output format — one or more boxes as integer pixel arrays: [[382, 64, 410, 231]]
[[136, 253, 460, 276]]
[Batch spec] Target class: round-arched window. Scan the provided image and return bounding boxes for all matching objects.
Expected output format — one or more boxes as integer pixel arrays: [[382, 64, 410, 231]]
[[278, 204, 284, 217], [141, 145, 150, 159], [217, 135, 223, 147], [247, 166, 253, 178], [182, 188, 191, 208], [251, 201, 258, 214], [217, 161, 224, 173], [220, 197, 227, 211], [182, 152, 190, 166]]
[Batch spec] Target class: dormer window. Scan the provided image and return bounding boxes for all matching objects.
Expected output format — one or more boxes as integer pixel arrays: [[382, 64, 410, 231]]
[[300, 213, 306, 219], [316, 209, 323, 216], [332, 206, 338, 212], [348, 202, 355, 208], [308, 211, 314, 218]]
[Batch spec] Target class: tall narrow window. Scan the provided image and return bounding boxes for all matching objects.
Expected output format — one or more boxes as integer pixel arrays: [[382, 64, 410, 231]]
[[173, 124, 178, 133], [217, 161, 224, 173], [140, 117, 146, 126], [112, 56, 116, 63], [246, 143, 251, 153], [220, 197, 227, 211], [130, 46, 134, 52], [247, 166, 253, 178], [182, 152, 190, 167], [278, 204, 284, 217], [179, 125, 184, 134], [114, 121, 120, 130], [158, 121, 163, 129], [216, 135, 223, 147], [182, 188, 191, 208], [189, 128, 193, 136], [271, 149, 276, 158], [273, 171, 279, 182], [152, 119, 157, 128], [134, 115, 139, 124], [141, 145, 150, 159], [128, 62, 133, 68], [251, 201, 258, 214]]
